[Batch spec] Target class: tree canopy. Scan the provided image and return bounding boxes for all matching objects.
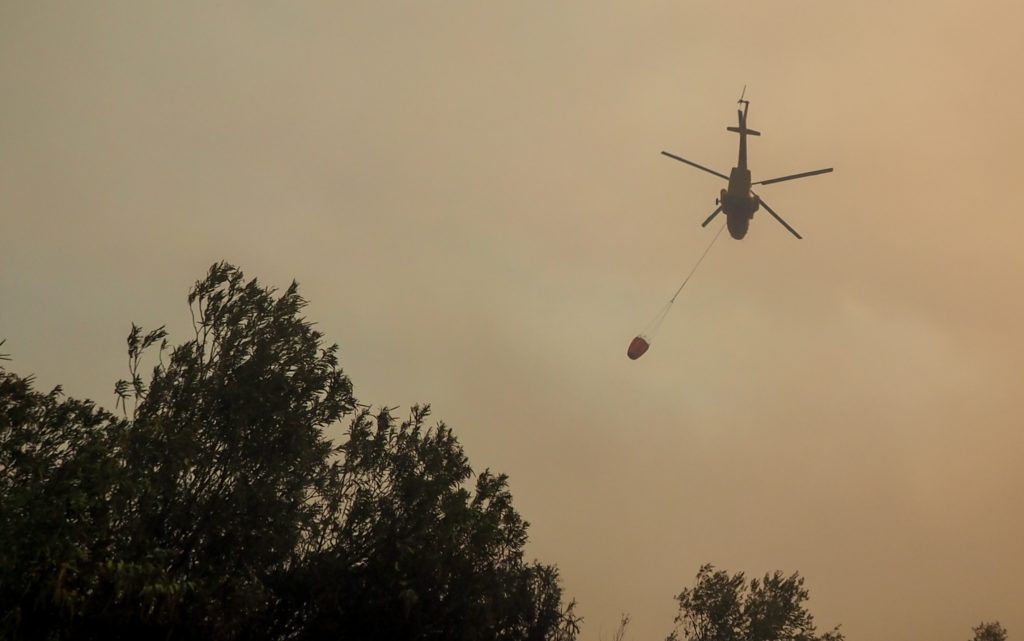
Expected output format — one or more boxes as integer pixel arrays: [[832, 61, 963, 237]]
[[0, 262, 579, 641], [665, 564, 843, 641], [971, 621, 1008, 641]]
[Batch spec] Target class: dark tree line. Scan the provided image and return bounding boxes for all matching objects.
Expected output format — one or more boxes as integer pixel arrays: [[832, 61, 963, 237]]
[[663, 566, 1009, 641], [2, 262, 1007, 641], [971, 622, 1009, 641], [0, 263, 579, 641], [665, 565, 843, 641]]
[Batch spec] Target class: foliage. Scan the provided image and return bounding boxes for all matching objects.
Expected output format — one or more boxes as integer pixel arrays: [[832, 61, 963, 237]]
[[666, 564, 842, 641], [971, 621, 1008, 641], [609, 614, 630, 641], [0, 262, 579, 641], [0, 367, 129, 638]]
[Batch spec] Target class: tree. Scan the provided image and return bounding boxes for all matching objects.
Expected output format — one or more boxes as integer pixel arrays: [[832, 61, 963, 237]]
[[0, 365, 131, 638], [0, 262, 579, 641], [666, 564, 842, 641], [971, 621, 1008, 641]]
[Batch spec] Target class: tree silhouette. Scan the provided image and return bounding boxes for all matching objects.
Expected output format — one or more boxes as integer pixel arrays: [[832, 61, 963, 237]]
[[0, 262, 579, 641], [971, 621, 1008, 641], [666, 564, 842, 641]]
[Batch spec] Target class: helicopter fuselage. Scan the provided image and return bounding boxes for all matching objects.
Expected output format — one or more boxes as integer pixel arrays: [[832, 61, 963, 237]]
[[721, 167, 758, 240], [721, 105, 760, 239]]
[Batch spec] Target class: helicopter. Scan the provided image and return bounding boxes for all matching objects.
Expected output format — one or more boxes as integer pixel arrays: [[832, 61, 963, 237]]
[[661, 90, 832, 239]]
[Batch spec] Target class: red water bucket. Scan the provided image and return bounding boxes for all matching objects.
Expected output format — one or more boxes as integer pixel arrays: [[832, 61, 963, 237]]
[[626, 335, 650, 360]]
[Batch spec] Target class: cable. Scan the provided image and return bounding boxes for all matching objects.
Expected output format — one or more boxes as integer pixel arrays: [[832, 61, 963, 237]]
[[670, 221, 726, 303], [641, 221, 726, 339]]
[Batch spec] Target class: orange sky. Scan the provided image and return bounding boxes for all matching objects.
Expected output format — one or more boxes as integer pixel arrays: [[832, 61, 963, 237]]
[[2, 3, 1022, 639]]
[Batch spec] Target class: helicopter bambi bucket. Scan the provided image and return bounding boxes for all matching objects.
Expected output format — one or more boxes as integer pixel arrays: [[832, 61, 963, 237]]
[[627, 335, 650, 360]]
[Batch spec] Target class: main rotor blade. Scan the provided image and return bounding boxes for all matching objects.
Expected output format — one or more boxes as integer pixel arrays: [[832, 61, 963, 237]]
[[701, 204, 723, 227], [753, 167, 833, 186], [754, 193, 802, 239], [661, 151, 729, 180]]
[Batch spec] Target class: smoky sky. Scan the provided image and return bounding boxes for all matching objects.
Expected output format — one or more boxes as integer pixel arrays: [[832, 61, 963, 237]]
[[2, 3, 1022, 639]]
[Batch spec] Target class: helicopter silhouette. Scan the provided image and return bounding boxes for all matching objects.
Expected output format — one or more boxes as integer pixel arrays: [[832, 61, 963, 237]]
[[661, 90, 832, 239]]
